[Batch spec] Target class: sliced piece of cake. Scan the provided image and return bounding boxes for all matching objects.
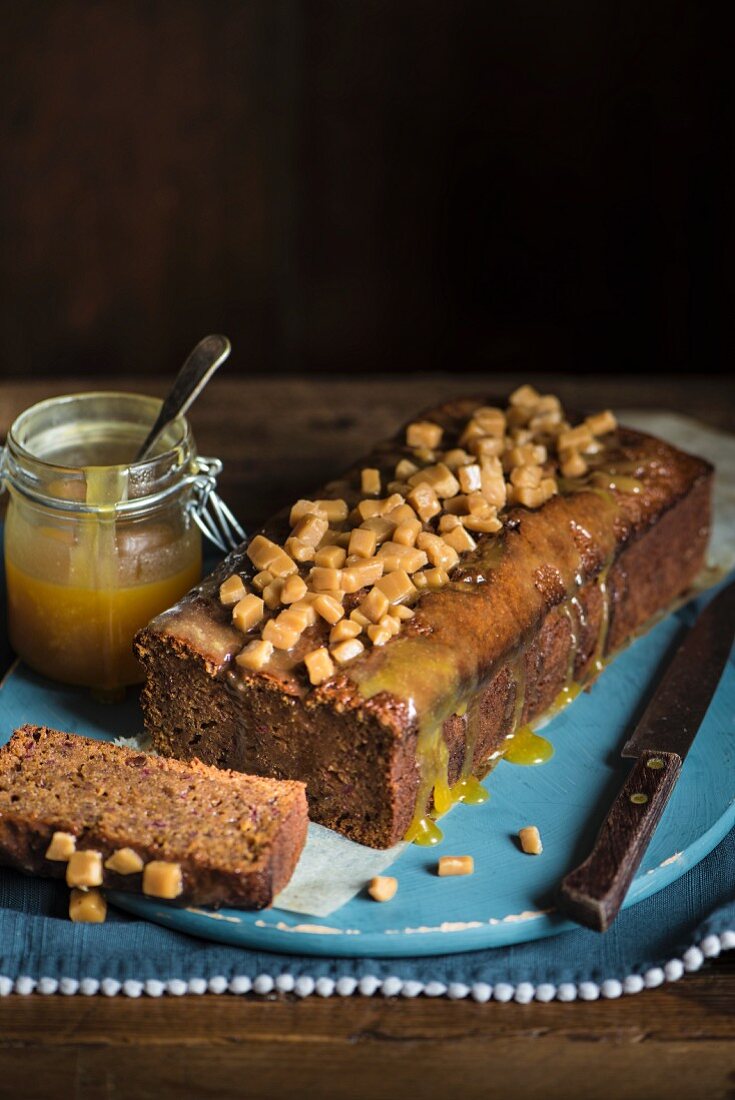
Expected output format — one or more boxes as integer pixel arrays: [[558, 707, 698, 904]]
[[0, 726, 308, 910]]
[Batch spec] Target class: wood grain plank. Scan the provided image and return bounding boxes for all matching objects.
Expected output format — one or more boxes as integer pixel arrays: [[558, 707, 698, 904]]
[[0, 961, 733, 1046], [1, 1040, 734, 1100], [0, 964, 734, 1098]]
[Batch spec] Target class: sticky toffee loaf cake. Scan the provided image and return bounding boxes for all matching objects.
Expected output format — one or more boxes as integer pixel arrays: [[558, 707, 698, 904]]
[[0, 726, 308, 909], [136, 387, 713, 849]]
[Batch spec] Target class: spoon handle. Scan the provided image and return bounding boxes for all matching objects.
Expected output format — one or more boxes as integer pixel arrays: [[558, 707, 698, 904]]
[[136, 334, 231, 462]]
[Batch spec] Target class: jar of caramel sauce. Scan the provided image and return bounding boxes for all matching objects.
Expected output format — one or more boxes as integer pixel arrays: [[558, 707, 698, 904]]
[[1, 392, 213, 691]]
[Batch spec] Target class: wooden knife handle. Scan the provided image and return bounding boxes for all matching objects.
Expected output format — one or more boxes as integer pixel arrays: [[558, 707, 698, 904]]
[[558, 750, 682, 932]]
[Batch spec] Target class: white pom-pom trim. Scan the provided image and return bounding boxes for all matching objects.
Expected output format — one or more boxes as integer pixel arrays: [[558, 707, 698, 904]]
[[600, 979, 623, 999], [535, 983, 556, 1002], [1, 928, 731, 999], [228, 975, 251, 996]]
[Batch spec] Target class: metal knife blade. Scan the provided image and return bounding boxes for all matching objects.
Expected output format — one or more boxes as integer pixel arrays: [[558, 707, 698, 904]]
[[621, 580, 735, 761]]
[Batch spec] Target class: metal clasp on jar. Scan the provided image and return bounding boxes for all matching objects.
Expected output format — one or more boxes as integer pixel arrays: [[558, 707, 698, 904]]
[[187, 456, 246, 553]]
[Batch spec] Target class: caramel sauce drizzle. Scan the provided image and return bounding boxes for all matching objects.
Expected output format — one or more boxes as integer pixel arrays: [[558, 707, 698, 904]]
[[82, 467, 128, 691], [214, 392, 638, 846], [501, 555, 612, 772], [357, 500, 620, 844], [355, 637, 467, 846], [402, 700, 489, 847], [453, 699, 490, 806], [409, 545, 618, 842], [503, 725, 554, 766], [591, 561, 612, 676]]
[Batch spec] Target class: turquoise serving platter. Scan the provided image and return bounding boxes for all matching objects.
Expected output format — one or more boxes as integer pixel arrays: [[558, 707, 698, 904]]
[[0, 581, 733, 958]]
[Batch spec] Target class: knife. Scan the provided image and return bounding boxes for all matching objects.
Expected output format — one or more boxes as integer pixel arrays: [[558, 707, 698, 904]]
[[558, 580, 735, 932]]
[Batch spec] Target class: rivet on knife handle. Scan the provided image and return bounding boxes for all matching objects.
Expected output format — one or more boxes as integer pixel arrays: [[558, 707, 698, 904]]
[[558, 750, 682, 932]]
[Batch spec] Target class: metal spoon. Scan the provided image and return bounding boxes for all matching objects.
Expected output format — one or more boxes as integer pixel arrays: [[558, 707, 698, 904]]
[[135, 334, 232, 462]]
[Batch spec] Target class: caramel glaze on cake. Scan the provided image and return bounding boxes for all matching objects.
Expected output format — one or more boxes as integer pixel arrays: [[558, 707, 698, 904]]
[[135, 396, 713, 849], [0, 727, 308, 908]]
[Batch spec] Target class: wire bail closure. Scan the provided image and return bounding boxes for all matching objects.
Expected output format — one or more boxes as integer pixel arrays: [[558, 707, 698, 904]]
[[188, 456, 246, 553]]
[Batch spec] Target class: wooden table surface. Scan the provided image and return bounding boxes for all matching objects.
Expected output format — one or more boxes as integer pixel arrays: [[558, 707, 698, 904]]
[[0, 372, 733, 1100]]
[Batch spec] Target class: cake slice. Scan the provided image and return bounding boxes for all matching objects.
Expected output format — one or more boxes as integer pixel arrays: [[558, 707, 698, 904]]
[[0, 726, 308, 909], [136, 389, 713, 849]]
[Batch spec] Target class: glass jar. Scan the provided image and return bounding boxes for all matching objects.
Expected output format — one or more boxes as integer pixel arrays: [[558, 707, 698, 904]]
[[0, 392, 223, 691]]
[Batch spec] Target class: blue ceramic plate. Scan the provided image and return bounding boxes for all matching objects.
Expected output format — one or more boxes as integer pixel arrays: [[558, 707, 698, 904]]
[[1, 585, 733, 958]]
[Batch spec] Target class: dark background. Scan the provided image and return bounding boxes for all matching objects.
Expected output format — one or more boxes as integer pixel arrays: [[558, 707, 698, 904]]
[[0, 1, 731, 381]]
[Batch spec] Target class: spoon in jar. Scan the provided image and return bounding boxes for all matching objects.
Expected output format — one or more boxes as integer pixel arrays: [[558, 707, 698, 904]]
[[135, 334, 232, 462]]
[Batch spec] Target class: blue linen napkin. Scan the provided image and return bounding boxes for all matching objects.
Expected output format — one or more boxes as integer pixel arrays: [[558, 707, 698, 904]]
[[0, 829, 732, 999]]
